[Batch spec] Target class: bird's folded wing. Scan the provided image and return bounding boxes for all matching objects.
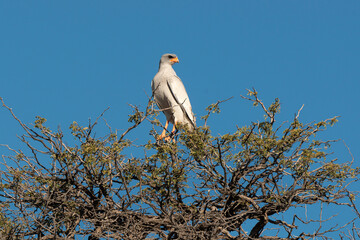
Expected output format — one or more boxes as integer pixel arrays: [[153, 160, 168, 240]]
[[166, 76, 196, 127]]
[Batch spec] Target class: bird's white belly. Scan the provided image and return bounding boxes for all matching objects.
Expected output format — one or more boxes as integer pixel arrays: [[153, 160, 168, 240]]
[[154, 82, 186, 124]]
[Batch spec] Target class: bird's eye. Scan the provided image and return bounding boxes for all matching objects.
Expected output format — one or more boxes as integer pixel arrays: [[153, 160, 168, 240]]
[[168, 55, 174, 59]]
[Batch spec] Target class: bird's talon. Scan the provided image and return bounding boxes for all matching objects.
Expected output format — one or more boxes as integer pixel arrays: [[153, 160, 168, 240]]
[[157, 134, 166, 141]]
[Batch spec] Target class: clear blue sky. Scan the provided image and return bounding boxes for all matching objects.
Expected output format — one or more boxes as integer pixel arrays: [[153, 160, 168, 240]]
[[1, 1, 359, 236]]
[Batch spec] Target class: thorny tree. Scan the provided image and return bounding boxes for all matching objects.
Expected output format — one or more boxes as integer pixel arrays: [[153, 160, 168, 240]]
[[0, 90, 359, 239]]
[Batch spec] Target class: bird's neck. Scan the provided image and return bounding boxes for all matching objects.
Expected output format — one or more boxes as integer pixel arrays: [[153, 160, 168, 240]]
[[158, 63, 174, 72]]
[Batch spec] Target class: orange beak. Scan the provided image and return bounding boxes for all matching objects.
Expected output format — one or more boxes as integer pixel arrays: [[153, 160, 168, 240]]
[[170, 57, 179, 63]]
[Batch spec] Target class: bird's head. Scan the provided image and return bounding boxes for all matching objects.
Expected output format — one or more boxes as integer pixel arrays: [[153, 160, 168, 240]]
[[160, 53, 179, 66]]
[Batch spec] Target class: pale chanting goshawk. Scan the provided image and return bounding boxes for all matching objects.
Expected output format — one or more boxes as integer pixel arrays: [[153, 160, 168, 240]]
[[151, 53, 196, 140]]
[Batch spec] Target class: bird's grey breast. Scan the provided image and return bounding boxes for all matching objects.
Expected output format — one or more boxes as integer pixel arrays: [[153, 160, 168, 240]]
[[152, 72, 171, 109]]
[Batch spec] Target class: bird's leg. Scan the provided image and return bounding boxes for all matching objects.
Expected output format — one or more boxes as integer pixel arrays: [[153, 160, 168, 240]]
[[157, 120, 169, 140], [165, 121, 177, 142], [171, 122, 177, 134]]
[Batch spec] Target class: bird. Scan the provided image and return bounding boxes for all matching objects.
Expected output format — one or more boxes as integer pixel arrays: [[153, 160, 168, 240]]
[[151, 53, 196, 140]]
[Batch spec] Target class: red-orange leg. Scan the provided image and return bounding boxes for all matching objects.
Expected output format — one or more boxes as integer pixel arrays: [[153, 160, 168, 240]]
[[165, 121, 177, 142], [157, 120, 169, 140]]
